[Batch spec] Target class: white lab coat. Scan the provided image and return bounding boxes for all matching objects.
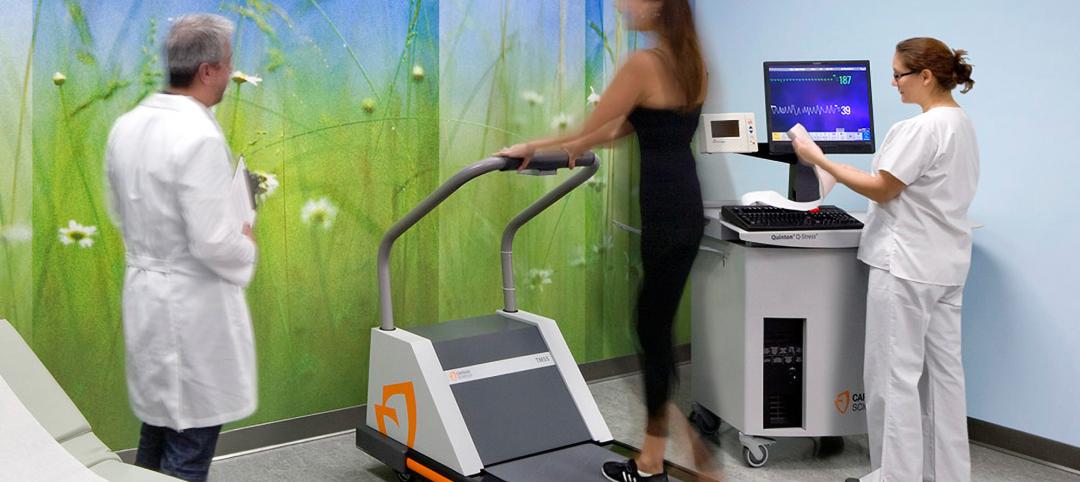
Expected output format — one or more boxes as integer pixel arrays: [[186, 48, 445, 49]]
[[106, 93, 258, 431]]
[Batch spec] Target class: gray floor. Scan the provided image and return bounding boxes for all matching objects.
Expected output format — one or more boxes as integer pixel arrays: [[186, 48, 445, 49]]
[[210, 366, 1080, 481]]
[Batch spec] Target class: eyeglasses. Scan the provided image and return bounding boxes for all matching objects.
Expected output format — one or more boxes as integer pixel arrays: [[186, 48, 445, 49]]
[[892, 70, 919, 81]]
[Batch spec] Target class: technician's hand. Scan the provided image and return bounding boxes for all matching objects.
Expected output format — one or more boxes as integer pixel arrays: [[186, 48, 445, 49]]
[[497, 143, 536, 171], [561, 140, 586, 170], [792, 137, 825, 166]]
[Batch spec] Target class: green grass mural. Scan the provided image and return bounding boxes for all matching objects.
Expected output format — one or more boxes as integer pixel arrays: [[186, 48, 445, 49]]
[[0, 1, 35, 340], [0, 0, 692, 450]]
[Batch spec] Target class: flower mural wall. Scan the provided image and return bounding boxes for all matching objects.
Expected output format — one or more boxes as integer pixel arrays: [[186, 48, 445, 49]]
[[2, 0, 693, 450]]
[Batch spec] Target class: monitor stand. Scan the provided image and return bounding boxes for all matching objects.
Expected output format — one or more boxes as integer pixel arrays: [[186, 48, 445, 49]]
[[739, 142, 821, 203]]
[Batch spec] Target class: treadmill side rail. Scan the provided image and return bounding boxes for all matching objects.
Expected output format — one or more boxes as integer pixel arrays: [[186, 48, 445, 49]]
[[356, 423, 507, 482], [356, 420, 408, 473]]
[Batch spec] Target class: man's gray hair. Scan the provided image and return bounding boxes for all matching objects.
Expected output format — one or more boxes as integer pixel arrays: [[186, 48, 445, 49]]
[[165, 14, 234, 88]]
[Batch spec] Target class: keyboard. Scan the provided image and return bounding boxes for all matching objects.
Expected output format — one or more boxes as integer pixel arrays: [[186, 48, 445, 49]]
[[721, 205, 863, 232]]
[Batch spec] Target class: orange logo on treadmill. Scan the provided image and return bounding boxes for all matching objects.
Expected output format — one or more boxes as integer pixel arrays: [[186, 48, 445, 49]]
[[374, 382, 417, 448], [835, 390, 851, 414]]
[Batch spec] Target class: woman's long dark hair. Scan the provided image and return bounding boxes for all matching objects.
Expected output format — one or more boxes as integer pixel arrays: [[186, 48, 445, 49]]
[[655, 0, 706, 110]]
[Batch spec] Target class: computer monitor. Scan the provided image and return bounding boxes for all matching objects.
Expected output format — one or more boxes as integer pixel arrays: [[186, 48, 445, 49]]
[[764, 60, 875, 155]]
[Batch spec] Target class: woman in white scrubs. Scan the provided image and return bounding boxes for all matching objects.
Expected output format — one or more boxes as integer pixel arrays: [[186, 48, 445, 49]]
[[794, 37, 978, 482]]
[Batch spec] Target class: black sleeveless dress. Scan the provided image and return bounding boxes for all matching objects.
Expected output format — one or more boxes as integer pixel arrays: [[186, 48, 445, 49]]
[[626, 104, 706, 418]]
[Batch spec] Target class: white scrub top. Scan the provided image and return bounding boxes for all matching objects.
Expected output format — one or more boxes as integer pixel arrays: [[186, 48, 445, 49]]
[[857, 107, 979, 286], [106, 93, 258, 430]]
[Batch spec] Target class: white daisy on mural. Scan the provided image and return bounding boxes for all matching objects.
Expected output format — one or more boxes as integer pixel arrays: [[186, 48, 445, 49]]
[[52, 72, 67, 86], [586, 176, 606, 193], [411, 64, 425, 81], [1, 223, 32, 244], [251, 171, 280, 204], [58, 220, 97, 248], [526, 268, 554, 291], [522, 90, 544, 106], [591, 234, 614, 255], [551, 113, 573, 131], [301, 197, 338, 230], [231, 70, 262, 86], [587, 85, 601, 106], [570, 247, 587, 268]]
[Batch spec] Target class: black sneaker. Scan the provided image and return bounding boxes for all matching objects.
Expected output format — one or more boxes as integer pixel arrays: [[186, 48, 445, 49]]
[[845, 478, 860, 482], [602, 459, 668, 482]]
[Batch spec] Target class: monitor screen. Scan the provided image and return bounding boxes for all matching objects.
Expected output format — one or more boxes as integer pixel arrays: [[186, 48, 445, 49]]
[[710, 119, 740, 138], [764, 60, 875, 154]]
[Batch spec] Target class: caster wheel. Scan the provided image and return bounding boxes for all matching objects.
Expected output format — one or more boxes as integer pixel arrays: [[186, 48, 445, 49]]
[[395, 470, 415, 481], [816, 436, 845, 457], [743, 444, 768, 468], [688, 402, 721, 438]]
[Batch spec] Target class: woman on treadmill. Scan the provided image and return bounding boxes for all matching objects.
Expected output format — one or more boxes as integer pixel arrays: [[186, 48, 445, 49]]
[[498, 1, 718, 480]]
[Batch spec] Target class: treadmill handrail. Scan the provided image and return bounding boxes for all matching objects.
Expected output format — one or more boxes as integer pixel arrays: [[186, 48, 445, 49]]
[[377, 152, 597, 331], [500, 158, 599, 312]]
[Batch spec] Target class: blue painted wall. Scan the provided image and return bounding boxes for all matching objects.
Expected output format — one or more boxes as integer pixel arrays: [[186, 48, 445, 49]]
[[695, 0, 1080, 447]]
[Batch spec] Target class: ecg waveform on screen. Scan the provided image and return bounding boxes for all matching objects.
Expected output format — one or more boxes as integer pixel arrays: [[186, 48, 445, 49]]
[[770, 104, 852, 117]]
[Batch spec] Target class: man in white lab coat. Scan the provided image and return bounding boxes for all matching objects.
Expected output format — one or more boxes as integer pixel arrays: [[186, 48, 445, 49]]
[[105, 14, 256, 482]]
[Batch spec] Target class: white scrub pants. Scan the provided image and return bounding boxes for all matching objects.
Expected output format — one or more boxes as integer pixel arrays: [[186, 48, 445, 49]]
[[860, 267, 970, 482]]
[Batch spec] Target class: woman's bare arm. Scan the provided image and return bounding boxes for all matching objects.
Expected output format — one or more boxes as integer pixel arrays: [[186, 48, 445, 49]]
[[499, 51, 656, 166]]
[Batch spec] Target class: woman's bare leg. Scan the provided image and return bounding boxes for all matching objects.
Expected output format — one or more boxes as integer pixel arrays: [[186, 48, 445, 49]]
[[664, 402, 723, 481], [636, 403, 723, 480], [635, 412, 669, 474]]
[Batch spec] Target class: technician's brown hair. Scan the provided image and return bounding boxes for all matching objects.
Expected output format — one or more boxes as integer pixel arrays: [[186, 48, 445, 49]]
[[896, 37, 975, 94], [655, 0, 707, 110]]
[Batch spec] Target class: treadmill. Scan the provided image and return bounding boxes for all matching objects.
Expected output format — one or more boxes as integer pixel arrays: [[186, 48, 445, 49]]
[[356, 152, 692, 481]]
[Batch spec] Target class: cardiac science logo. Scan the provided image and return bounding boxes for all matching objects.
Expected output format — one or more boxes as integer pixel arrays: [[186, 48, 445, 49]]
[[834, 390, 866, 415], [374, 382, 417, 447]]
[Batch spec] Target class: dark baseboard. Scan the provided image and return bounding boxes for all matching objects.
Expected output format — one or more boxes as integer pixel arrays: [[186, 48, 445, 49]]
[[119, 345, 1080, 476], [117, 345, 689, 463], [117, 405, 364, 463], [579, 343, 691, 381], [968, 417, 1080, 472]]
